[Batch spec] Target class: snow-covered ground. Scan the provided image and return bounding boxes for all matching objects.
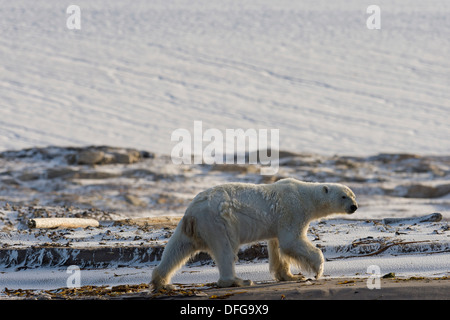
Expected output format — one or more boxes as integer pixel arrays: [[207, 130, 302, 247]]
[[0, 202, 448, 296], [0, 0, 449, 155], [1, 253, 449, 292], [0, 1, 449, 296], [0, 212, 448, 293]]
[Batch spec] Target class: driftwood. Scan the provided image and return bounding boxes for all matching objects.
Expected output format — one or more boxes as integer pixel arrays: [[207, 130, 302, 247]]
[[381, 213, 442, 225], [326, 240, 434, 260], [113, 216, 181, 229], [28, 218, 99, 229], [342, 213, 443, 225]]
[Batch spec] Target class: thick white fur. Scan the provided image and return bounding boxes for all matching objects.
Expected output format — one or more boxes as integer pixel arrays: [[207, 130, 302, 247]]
[[151, 178, 358, 290]]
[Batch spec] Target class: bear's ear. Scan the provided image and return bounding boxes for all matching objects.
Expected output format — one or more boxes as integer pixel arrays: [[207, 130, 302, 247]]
[[323, 186, 329, 194]]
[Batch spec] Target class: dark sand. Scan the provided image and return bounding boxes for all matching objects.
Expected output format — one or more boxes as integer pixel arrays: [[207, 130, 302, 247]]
[[146, 277, 449, 300]]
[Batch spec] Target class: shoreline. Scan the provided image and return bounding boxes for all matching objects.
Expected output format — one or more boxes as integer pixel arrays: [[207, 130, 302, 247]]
[[150, 277, 450, 300], [1, 277, 448, 300]]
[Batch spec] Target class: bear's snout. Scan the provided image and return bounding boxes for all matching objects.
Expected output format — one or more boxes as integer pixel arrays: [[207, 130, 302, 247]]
[[348, 204, 358, 214]]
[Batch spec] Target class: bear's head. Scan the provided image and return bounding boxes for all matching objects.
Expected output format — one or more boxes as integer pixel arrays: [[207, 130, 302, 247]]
[[321, 183, 358, 215]]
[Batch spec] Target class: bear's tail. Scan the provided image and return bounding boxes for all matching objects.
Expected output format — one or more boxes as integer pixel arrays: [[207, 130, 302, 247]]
[[151, 217, 199, 290], [181, 215, 197, 238]]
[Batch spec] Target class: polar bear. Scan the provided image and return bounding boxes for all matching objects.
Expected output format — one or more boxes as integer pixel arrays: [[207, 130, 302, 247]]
[[151, 178, 358, 290]]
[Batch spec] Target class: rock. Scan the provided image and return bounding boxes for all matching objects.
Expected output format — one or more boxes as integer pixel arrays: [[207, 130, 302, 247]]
[[122, 169, 156, 178], [46, 168, 78, 179], [17, 172, 41, 181], [112, 151, 141, 164], [77, 150, 105, 165], [140, 151, 155, 159], [75, 147, 142, 165], [210, 164, 259, 174], [382, 272, 396, 279], [124, 194, 146, 207], [401, 184, 450, 198], [280, 157, 322, 167], [369, 153, 420, 163], [260, 175, 285, 184], [75, 171, 120, 180], [1, 178, 20, 186], [100, 153, 116, 164]]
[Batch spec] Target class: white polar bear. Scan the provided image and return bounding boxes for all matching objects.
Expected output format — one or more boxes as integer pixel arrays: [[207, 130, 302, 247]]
[[151, 178, 358, 290]]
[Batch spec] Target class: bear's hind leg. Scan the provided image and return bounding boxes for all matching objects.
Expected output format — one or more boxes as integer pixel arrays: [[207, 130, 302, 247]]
[[268, 239, 306, 281], [215, 257, 254, 288], [206, 232, 253, 287], [151, 228, 199, 291]]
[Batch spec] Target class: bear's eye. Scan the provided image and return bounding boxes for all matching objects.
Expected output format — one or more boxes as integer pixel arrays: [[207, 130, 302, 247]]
[[342, 196, 347, 199]]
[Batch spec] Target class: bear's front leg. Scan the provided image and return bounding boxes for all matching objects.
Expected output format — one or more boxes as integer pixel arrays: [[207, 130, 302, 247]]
[[268, 239, 306, 281], [278, 236, 324, 279]]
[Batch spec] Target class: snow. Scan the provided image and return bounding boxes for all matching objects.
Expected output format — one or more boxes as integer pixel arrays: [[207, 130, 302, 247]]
[[0, 0, 449, 156], [0, 212, 448, 294], [0, 0, 449, 294], [1, 253, 449, 292]]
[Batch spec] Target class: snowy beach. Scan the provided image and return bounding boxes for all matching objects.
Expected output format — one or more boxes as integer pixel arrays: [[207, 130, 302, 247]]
[[0, 147, 448, 299]]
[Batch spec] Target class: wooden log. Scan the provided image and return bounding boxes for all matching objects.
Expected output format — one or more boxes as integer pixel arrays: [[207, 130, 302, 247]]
[[28, 218, 99, 229], [113, 216, 181, 229], [342, 213, 443, 225], [382, 213, 442, 225]]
